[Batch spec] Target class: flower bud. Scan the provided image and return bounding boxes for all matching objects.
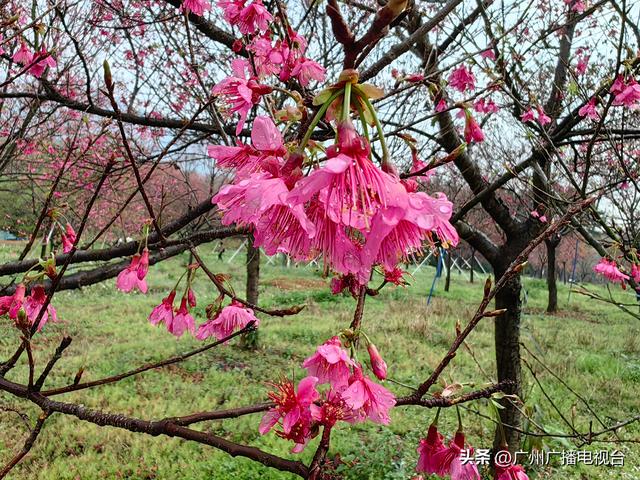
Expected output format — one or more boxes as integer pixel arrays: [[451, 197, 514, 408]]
[[367, 343, 387, 380], [137, 248, 149, 280], [103, 60, 113, 92], [187, 288, 197, 308]]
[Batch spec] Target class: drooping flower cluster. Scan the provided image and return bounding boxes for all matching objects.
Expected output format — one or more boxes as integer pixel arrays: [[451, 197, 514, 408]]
[[593, 258, 630, 285], [611, 75, 640, 110], [196, 300, 260, 340], [61, 223, 77, 254], [260, 336, 395, 452], [116, 248, 149, 293], [416, 425, 481, 479], [146, 277, 259, 340], [212, 114, 458, 285], [521, 106, 551, 126], [12, 43, 57, 78], [208, 3, 457, 288], [0, 284, 58, 332]]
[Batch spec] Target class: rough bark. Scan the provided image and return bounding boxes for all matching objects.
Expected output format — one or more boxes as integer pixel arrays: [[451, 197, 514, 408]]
[[545, 234, 561, 313], [493, 268, 523, 451], [242, 235, 260, 349]]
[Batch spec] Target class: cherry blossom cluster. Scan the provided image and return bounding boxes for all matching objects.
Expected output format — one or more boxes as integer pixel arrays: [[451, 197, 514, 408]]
[[0, 213, 77, 333], [204, 0, 325, 134], [205, 2, 459, 287], [11, 42, 57, 78], [259, 336, 394, 452], [116, 250, 260, 340], [593, 257, 640, 287]]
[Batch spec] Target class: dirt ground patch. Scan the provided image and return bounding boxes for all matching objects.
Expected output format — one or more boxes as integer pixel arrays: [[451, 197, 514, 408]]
[[265, 277, 327, 291]]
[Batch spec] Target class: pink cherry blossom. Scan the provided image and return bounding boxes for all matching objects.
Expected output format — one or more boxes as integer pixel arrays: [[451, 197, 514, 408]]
[[213, 172, 316, 258], [405, 73, 426, 82], [285, 196, 368, 283], [430, 431, 480, 479], [28, 49, 56, 78], [12, 43, 34, 65], [448, 65, 475, 92], [473, 97, 499, 114], [362, 191, 458, 271], [278, 30, 309, 83], [612, 78, 640, 109], [287, 120, 398, 229], [187, 288, 197, 308], [310, 389, 359, 427], [212, 59, 272, 135], [218, 0, 245, 24], [0, 284, 26, 320], [260, 376, 319, 453], [148, 290, 176, 327], [290, 58, 326, 87], [246, 36, 283, 78], [496, 463, 529, 480], [435, 99, 448, 112], [167, 297, 195, 337], [208, 116, 286, 175], [116, 254, 148, 293], [23, 285, 58, 332], [61, 223, 77, 253], [610, 75, 626, 95], [181, 0, 212, 16], [464, 113, 484, 143], [341, 364, 396, 424], [367, 343, 387, 381], [593, 258, 629, 284], [416, 424, 447, 474], [575, 55, 589, 75], [568, 0, 585, 12], [195, 300, 259, 340], [536, 106, 551, 125], [330, 274, 361, 297], [302, 336, 355, 389], [383, 267, 406, 285], [631, 263, 640, 283], [520, 109, 536, 123], [237, 1, 272, 35], [578, 98, 599, 120], [481, 48, 496, 60]]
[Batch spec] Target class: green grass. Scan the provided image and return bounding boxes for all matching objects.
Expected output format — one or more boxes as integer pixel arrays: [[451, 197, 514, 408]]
[[0, 240, 639, 479]]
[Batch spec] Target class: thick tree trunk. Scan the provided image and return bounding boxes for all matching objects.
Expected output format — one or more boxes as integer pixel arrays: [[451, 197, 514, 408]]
[[545, 235, 561, 313], [242, 235, 260, 349], [493, 270, 523, 452]]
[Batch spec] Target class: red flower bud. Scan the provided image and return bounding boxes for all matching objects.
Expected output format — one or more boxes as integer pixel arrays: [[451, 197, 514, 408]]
[[367, 343, 387, 380], [137, 248, 149, 280]]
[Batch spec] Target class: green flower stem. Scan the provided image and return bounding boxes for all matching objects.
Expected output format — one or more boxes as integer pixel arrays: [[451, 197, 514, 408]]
[[355, 103, 370, 142], [297, 89, 343, 154], [353, 85, 389, 167], [342, 82, 352, 122]]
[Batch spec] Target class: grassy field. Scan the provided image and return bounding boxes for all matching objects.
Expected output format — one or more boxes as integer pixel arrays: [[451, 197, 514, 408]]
[[0, 240, 639, 479]]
